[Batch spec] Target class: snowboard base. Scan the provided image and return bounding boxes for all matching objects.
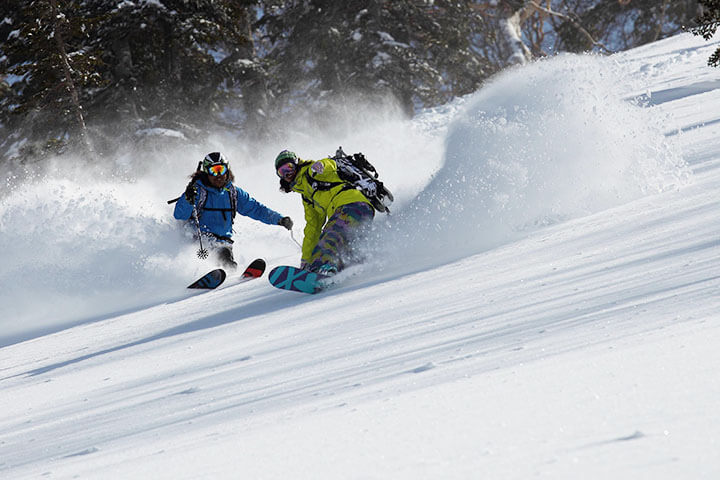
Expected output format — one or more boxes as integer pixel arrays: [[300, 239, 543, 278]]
[[268, 265, 328, 294]]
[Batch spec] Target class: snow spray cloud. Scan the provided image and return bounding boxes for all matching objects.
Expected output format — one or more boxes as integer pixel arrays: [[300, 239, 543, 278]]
[[0, 91, 448, 346], [0, 176, 200, 345], [379, 53, 688, 266], [0, 143, 298, 346]]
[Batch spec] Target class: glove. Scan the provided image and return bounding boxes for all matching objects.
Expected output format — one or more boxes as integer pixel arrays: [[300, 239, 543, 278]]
[[278, 216, 294, 230], [184, 181, 197, 204]]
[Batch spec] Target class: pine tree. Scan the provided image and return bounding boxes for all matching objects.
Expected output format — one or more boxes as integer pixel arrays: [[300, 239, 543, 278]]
[[553, 0, 699, 54], [257, 1, 490, 119], [0, 0, 100, 159], [83, 0, 260, 140], [0, 1, 262, 162], [1, 0, 709, 166], [692, 0, 720, 66]]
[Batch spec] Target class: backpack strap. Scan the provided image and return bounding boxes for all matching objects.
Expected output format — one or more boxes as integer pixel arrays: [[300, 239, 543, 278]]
[[195, 183, 238, 223], [304, 171, 355, 194], [228, 185, 238, 222], [302, 170, 355, 208], [195, 185, 209, 219], [304, 170, 344, 191]]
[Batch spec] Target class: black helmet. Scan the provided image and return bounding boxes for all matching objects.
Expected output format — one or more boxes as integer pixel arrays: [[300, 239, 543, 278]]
[[202, 152, 228, 174], [274, 150, 298, 170]]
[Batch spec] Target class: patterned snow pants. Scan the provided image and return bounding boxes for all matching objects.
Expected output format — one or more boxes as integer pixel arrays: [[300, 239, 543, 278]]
[[306, 202, 375, 273]]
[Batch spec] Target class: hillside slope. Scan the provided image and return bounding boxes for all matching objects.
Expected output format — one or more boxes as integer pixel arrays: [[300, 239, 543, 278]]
[[1, 33, 719, 479]]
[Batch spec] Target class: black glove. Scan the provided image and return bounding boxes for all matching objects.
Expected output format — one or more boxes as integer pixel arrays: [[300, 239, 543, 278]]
[[279, 216, 293, 230], [184, 181, 197, 204]]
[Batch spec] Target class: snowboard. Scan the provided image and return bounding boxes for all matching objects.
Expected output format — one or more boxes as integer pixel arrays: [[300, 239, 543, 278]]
[[188, 258, 266, 289], [268, 265, 329, 294]]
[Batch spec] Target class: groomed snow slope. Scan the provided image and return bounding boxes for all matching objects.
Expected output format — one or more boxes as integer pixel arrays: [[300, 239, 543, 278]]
[[1, 33, 719, 479]]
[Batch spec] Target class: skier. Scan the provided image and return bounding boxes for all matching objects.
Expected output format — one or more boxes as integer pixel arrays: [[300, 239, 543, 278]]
[[274, 149, 374, 275], [174, 152, 293, 270]]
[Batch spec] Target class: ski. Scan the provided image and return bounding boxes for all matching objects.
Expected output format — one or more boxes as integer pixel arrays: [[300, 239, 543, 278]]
[[188, 258, 266, 290], [188, 268, 226, 289], [239, 258, 266, 281]]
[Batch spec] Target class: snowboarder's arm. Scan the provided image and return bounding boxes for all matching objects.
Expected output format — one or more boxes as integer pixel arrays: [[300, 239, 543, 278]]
[[308, 158, 340, 182]]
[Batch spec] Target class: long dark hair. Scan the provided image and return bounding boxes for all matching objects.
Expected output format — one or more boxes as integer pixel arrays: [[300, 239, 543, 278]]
[[279, 160, 312, 193]]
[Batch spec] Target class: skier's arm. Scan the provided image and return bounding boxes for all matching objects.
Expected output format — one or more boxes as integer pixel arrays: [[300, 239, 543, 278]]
[[235, 187, 284, 225], [173, 180, 198, 220], [173, 192, 195, 220]]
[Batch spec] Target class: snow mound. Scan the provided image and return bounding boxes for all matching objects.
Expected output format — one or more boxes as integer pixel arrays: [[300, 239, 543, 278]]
[[0, 178, 197, 343], [380, 54, 689, 265]]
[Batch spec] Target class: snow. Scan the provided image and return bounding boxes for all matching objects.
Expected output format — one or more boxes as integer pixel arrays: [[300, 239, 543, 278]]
[[372, 51, 392, 67], [136, 127, 187, 139], [2, 32, 720, 479], [379, 54, 688, 266]]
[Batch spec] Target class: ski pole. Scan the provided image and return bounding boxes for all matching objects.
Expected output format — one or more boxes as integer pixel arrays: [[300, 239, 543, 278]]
[[192, 205, 209, 259], [289, 229, 302, 249]]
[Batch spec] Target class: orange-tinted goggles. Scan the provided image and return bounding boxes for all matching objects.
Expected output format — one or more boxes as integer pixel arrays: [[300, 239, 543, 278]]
[[208, 164, 227, 176]]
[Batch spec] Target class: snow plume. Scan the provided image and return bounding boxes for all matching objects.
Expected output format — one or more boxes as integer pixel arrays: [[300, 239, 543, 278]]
[[1, 53, 689, 344], [378, 53, 688, 266], [0, 176, 196, 344], [0, 143, 306, 345], [0, 96, 445, 346]]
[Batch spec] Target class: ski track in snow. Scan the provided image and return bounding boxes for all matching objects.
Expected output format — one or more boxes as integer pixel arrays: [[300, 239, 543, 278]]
[[1, 33, 720, 479]]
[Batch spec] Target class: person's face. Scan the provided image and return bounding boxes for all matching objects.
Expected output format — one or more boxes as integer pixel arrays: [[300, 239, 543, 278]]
[[277, 162, 297, 182], [207, 163, 228, 188]]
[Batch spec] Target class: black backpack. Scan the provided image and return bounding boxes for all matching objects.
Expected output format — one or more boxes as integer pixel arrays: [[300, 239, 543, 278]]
[[331, 146, 394, 213]]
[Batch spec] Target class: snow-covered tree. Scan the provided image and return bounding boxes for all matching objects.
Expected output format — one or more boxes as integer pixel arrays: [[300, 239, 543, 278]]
[[82, 0, 261, 147], [692, 0, 720, 66], [492, 0, 533, 66], [0, 0, 707, 166], [0, 1, 262, 163], [553, 0, 700, 53], [0, 0, 99, 159], [257, 1, 491, 117]]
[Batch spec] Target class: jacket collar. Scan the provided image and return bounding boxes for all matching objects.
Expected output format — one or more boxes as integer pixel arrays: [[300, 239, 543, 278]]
[[198, 178, 232, 192]]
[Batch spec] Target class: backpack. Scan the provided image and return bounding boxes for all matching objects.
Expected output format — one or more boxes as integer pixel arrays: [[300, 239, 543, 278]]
[[331, 146, 394, 213], [195, 182, 238, 224], [167, 181, 238, 226]]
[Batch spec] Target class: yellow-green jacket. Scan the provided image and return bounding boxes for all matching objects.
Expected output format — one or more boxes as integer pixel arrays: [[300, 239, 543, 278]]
[[290, 158, 372, 263]]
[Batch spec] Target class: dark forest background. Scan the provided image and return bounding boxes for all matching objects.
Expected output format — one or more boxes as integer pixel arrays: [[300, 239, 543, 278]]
[[0, 0, 717, 166]]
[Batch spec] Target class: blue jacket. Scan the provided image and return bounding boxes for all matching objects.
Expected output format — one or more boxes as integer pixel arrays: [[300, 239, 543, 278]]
[[174, 179, 283, 239]]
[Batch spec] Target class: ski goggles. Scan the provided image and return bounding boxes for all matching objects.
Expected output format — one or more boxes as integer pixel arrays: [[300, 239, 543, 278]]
[[277, 162, 296, 178], [207, 163, 228, 176]]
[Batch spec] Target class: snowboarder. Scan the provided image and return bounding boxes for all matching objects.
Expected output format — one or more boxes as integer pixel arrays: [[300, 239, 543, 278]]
[[274, 149, 375, 275], [174, 152, 293, 270]]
